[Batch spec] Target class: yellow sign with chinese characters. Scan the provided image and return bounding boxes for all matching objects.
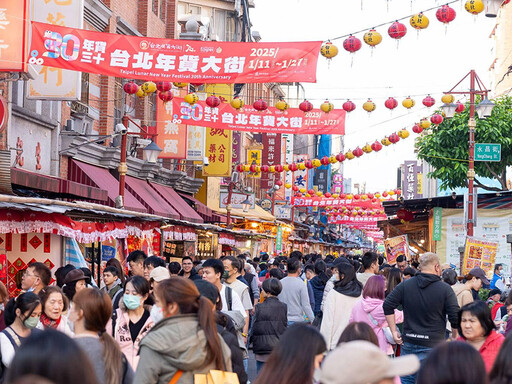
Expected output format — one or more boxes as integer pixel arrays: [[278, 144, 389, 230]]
[[28, 0, 83, 100], [247, 148, 262, 178], [417, 173, 423, 195], [202, 84, 232, 177]]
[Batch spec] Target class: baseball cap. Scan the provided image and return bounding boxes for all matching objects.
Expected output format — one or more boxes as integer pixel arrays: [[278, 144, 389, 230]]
[[320, 341, 420, 384], [149, 266, 170, 282], [469, 267, 490, 285]]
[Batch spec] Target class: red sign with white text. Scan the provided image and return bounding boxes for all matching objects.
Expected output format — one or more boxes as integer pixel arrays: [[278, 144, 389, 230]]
[[328, 214, 387, 226], [29, 22, 321, 83], [293, 197, 383, 208], [171, 98, 346, 135]]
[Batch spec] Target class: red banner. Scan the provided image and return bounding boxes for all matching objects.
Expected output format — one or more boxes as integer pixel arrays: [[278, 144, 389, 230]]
[[261, 133, 282, 189], [29, 22, 321, 84], [328, 214, 387, 226], [171, 98, 345, 135], [293, 197, 383, 208]]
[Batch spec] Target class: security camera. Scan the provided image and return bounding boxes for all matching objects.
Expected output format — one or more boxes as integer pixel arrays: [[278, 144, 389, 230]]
[[115, 123, 127, 134], [203, 156, 209, 166]]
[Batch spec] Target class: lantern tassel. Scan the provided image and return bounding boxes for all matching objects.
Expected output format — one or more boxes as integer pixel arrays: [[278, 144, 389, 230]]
[[350, 54, 354, 68], [361, 0, 363, 10], [444, 24, 448, 36]]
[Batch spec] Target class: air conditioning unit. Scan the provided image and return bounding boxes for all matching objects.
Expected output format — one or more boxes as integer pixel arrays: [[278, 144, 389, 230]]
[[64, 116, 91, 135]]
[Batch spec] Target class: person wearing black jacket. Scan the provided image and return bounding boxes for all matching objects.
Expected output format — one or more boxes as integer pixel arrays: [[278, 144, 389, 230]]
[[251, 278, 288, 373], [383, 252, 460, 384], [194, 280, 247, 384], [178, 257, 202, 281]]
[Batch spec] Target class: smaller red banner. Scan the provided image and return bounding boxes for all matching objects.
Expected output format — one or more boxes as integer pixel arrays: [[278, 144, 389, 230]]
[[171, 98, 345, 135], [20, 234, 27, 252], [293, 197, 382, 209]]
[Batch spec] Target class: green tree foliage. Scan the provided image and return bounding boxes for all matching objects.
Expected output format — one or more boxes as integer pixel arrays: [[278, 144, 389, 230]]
[[416, 97, 512, 192]]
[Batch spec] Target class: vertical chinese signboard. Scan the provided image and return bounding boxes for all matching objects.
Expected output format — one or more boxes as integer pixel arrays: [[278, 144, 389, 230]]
[[203, 84, 232, 177], [433, 207, 442, 241], [275, 226, 283, 253], [261, 133, 281, 189], [283, 134, 293, 202], [294, 154, 309, 190], [27, 0, 83, 100], [232, 132, 241, 165], [246, 149, 262, 178], [403, 160, 419, 200], [186, 126, 205, 161], [156, 88, 187, 159], [0, 0, 29, 72]]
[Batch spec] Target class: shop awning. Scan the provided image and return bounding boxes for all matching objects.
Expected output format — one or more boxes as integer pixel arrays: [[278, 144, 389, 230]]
[[69, 160, 146, 213], [150, 183, 203, 223], [214, 204, 276, 223], [125, 176, 180, 219], [178, 193, 226, 223]]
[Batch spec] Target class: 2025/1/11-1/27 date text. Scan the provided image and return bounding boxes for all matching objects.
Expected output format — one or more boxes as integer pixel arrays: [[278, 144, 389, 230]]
[[248, 58, 305, 70]]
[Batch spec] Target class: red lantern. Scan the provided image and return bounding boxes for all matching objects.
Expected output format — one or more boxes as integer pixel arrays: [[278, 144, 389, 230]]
[[123, 82, 139, 94], [396, 189, 402, 195], [340, 193, 346, 199], [397, 209, 414, 222], [389, 133, 400, 144], [412, 124, 423, 134], [249, 164, 257, 173], [305, 160, 313, 169], [388, 21, 407, 39], [422, 95, 435, 108], [431, 114, 444, 125], [342, 100, 356, 113], [158, 91, 173, 102], [367, 193, 374, 199], [343, 35, 362, 53], [384, 97, 398, 110], [354, 194, 360, 200], [253, 99, 268, 111], [260, 165, 269, 173], [335, 153, 346, 162], [308, 189, 315, 195], [289, 163, 298, 172], [275, 180, 283, 186], [292, 185, 299, 192], [156, 81, 172, 92], [206, 95, 221, 108], [382, 191, 389, 197], [299, 100, 314, 113], [274, 164, 284, 173], [353, 147, 364, 157], [236, 164, 244, 172], [436, 5, 456, 24], [371, 141, 383, 152], [320, 156, 330, 166], [455, 102, 465, 113], [324, 192, 332, 198]]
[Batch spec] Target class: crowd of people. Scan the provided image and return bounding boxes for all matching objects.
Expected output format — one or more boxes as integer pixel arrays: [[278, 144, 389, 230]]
[[0, 251, 511, 383]]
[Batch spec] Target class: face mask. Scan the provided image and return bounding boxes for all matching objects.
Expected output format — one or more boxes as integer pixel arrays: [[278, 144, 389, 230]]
[[222, 271, 230, 280], [123, 294, 141, 310], [23, 316, 40, 329], [0, 304, 5, 311], [26, 286, 35, 293], [150, 305, 163, 324]]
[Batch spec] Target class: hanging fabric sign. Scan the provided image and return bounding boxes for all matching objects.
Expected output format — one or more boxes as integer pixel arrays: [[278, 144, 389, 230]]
[[293, 197, 383, 208], [171, 98, 346, 135], [29, 22, 321, 83]]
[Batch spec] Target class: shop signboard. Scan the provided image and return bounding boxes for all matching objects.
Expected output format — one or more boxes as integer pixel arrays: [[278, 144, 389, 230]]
[[462, 237, 498, 277], [219, 191, 255, 209], [384, 235, 410, 265]]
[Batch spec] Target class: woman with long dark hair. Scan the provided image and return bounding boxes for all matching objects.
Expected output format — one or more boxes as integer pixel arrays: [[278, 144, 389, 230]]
[[254, 323, 326, 384], [337, 321, 379, 347], [0, 292, 41, 368], [385, 268, 402, 296], [70, 288, 133, 384], [321, 262, 362, 350], [134, 277, 231, 384], [6, 328, 99, 384]]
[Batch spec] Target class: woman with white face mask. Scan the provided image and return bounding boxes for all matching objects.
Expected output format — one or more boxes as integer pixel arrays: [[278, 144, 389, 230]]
[[109, 276, 153, 370], [0, 292, 42, 368]]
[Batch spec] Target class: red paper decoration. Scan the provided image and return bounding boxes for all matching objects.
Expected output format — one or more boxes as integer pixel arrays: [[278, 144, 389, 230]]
[[431, 114, 444, 125], [158, 91, 173, 102], [249, 164, 258, 173], [412, 124, 423, 134], [260, 165, 269, 173], [422, 95, 435, 107], [353, 147, 364, 157], [253, 99, 268, 111], [436, 5, 456, 24], [123, 82, 139, 94], [320, 156, 330, 166], [371, 141, 383, 152], [455, 102, 465, 113], [343, 35, 362, 53], [156, 81, 172, 92], [305, 160, 313, 169], [384, 97, 398, 110], [292, 185, 299, 192], [342, 100, 356, 113], [289, 163, 298, 172], [388, 21, 407, 39], [274, 164, 284, 173], [236, 164, 244, 172], [389, 133, 400, 144], [206, 95, 221, 108], [335, 153, 346, 162], [299, 100, 314, 113]]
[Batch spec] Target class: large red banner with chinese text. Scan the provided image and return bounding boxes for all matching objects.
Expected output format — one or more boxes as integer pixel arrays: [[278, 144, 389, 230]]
[[29, 22, 321, 83], [328, 214, 387, 226], [171, 98, 345, 135], [293, 197, 383, 208]]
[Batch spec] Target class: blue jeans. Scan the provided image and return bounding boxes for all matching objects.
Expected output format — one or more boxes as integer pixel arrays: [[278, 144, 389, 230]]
[[256, 360, 265, 374], [400, 342, 432, 384]]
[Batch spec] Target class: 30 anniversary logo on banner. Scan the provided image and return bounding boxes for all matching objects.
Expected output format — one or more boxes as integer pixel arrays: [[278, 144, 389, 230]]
[[29, 22, 321, 83]]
